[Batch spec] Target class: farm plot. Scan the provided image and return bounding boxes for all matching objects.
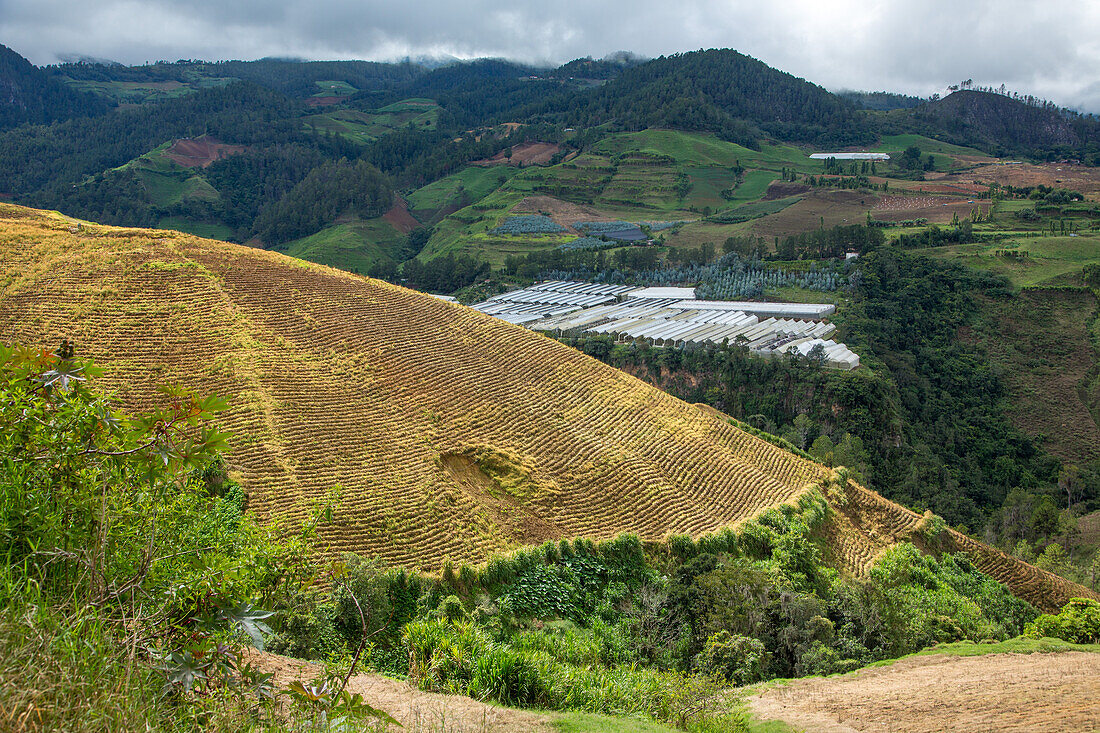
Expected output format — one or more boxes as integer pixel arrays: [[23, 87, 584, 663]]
[[747, 648, 1100, 733], [0, 202, 1091, 613], [303, 100, 441, 143], [915, 234, 1100, 287], [407, 166, 516, 222], [745, 189, 878, 238], [597, 152, 684, 211], [522, 154, 616, 204]]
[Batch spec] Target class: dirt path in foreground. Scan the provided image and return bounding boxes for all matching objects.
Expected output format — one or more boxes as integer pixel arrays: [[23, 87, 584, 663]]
[[250, 651, 554, 732], [747, 651, 1100, 733]]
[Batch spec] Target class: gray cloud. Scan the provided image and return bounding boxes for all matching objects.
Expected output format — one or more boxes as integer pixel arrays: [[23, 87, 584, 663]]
[[4, 0, 1100, 111]]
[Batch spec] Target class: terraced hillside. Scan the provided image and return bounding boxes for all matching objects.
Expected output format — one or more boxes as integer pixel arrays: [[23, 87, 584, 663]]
[[0, 204, 1092, 611]]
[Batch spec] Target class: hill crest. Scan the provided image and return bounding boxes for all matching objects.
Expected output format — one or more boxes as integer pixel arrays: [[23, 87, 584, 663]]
[[0, 203, 1091, 611]]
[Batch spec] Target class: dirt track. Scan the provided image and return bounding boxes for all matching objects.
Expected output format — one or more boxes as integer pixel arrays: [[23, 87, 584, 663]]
[[251, 651, 554, 732], [747, 651, 1100, 733]]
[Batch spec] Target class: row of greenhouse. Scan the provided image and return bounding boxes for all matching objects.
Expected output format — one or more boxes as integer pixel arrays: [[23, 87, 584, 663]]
[[470, 281, 859, 369]]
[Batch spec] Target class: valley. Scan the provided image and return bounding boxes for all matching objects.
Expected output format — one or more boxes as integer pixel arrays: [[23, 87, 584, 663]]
[[2, 39, 1100, 733]]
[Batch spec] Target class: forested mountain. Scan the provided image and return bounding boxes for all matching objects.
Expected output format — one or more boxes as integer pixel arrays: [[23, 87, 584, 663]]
[[884, 90, 1100, 160], [0, 83, 305, 196], [254, 157, 392, 244], [571, 49, 876, 147], [403, 59, 572, 128], [48, 57, 424, 98], [547, 52, 648, 80], [0, 44, 108, 130], [4, 45, 1100, 255], [838, 90, 926, 111]]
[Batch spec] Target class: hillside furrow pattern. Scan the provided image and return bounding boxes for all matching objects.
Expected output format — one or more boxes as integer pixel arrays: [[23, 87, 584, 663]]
[[0, 205, 1094, 611]]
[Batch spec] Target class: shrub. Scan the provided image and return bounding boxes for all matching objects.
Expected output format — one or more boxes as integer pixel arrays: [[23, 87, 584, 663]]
[[1025, 598, 1100, 644], [694, 631, 768, 684]]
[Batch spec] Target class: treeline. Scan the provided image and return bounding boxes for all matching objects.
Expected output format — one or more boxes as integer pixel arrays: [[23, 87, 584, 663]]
[[204, 144, 330, 236], [394, 253, 490, 292], [882, 90, 1100, 163], [49, 57, 423, 98], [257, 158, 392, 245], [0, 44, 109, 130], [776, 224, 885, 259], [573, 49, 876, 147], [0, 82, 304, 195]]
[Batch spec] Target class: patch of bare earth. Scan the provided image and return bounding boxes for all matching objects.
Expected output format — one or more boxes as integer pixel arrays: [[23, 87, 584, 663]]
[[964, 162, 1100, 198], [165, 136, 247, 168], [383, 196, 420, 233], [763, 182, 810, 200], [748, 189, 877, 237], [871, 193, 982, 223], [747, 651, 1100, 733], [972, 289, 1100, 464], [472, 142, 561, 166], [510, 195, 621, 230], [1079, 510, 1100, 546], [249, 651, 554, 732]]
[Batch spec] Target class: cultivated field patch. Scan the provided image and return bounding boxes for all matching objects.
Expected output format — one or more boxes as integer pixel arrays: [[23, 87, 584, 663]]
[[164, 136, 247, 168], [747, 649, 1100, 733]]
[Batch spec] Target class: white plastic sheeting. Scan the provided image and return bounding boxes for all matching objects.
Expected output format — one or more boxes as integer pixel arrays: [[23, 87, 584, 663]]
[[809, 153, 890, 160], [470, 281, 859, 370]]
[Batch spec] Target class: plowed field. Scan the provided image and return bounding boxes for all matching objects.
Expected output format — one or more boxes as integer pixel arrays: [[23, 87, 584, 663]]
[[0, 204, 1092, 611], [747, 650, 1100, 733]]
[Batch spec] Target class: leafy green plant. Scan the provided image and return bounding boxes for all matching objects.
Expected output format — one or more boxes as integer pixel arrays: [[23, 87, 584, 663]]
[[1025, 598, 1100, 644]]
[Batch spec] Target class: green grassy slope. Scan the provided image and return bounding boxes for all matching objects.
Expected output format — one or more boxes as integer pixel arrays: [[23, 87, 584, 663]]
[[283, 217, 405, 272]]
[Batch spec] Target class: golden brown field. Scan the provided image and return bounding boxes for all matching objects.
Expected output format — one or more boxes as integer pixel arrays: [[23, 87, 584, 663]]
[[0, 204, 1092, 611]]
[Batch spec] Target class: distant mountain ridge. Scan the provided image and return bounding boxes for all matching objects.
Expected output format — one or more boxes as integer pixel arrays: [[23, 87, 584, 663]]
[[571, 49, 875, 148]]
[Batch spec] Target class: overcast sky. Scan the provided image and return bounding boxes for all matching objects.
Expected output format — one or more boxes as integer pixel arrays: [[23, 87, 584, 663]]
[[5, 0, 1100, 111]]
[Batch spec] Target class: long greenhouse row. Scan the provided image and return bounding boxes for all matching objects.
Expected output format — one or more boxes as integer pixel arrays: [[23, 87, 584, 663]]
[[471, 281, 860, 369]]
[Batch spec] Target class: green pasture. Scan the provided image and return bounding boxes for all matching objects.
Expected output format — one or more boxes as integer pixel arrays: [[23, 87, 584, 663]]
[[312, 80, 357, 96], [284, 217, 405, 272], [377, 97, 437, 112], [106, 143, 220, 208], [60, 77, 236, 103], [407, 165, 516, 217], [914, 233, 1100, 287], [871, 134, 992, 160], [594, 130, 818, 174], [303, 100, 441, 143]]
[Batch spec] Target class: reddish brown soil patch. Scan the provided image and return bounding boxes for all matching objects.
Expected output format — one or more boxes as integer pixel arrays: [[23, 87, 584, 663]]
[[249, 651, 553, 732], [383, 196, 420, 234], [748, 651, 1100, 733], [306, 96, 342, 107], [473, 142, 561, 167], [764, 182, 810, 200], [165, 136, 247, 168]]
